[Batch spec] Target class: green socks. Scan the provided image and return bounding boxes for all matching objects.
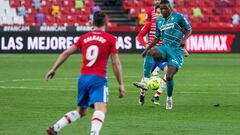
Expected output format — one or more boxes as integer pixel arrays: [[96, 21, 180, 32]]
[[166, 80, 174, 97]]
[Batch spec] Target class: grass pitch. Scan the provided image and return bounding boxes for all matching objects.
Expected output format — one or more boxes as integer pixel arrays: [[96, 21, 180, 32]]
[[0, 54, 240, 135]]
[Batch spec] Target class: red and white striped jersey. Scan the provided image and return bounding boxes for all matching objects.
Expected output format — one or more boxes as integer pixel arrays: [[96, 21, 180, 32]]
[[146, 7, 162, 46]]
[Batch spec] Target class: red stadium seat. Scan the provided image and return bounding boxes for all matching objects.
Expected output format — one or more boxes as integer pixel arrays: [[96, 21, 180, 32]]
[[78, 15, 89, 23], [46, 15, 56, 24], [210, 16, 220, 23], [175, 1, 184, 8], [23, 1, 32, 8], [10, 0, 20, 8], [202, 8, 213, 15], [200, 17, 210, 23], [204, 0, 215, 7], [61, 7, 70, 15], [123, 1, 133, 10], [220, 16, 231, 23], [25, 15, 35, 23], [143, 0, 152, 7], [39, 7, 50, 15]]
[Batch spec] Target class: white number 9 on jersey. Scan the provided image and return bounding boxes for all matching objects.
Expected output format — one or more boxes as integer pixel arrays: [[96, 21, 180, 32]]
[[86, 45, 99, 67]]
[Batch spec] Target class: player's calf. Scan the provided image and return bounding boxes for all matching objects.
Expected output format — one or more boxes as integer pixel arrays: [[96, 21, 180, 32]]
[[138, 89, 146, 105]]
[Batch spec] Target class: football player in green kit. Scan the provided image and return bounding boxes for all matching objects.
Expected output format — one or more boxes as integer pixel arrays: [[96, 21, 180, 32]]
[[142, 0, 192, 110]]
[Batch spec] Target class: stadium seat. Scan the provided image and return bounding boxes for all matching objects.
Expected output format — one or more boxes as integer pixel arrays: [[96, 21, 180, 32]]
[[10, 0, 20, 8], [1, 0, 239, 28], [210, 16, 220, 23], [202, 8, 213, 15], [78, 15, 89, 23], [175, 1, 184, 8]]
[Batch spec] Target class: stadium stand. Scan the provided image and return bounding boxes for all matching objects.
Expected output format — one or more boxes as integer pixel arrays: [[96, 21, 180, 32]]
[[1, 0, 94, 26], [0, 0, 239, 29], [124, 0, 240, 28]]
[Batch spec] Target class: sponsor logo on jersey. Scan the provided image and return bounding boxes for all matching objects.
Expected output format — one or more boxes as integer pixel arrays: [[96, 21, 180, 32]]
[[160, 23, 174, 31]]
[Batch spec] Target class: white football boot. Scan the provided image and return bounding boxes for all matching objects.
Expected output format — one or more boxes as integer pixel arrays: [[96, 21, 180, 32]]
[[166, 96, 173, 110]]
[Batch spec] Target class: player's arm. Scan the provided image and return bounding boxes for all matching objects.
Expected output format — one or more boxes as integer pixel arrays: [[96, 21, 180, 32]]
[[146, 8, 152, 22], [141, 37, 159, 57], [45, 45, 78, 80], [110, 53, 125, 98], [181, 28, 191, 57], [180, 14, 192, 45], [142, 18, 161, 57], [142, 31, 160, 57], [181, 29, 192, 45], [137, 22, 151, 47]]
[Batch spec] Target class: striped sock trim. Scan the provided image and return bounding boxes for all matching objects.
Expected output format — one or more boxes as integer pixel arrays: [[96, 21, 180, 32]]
[[155, 91, 161, 95], [92, 117, 104, 123], [64, 115, 71, 124]]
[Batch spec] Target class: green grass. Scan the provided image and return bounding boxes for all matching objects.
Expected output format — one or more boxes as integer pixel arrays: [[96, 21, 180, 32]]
[[0, 54, 240, 135]]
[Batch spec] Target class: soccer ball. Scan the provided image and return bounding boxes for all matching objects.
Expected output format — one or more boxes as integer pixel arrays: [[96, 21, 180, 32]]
[[148, 76, 161, 90]]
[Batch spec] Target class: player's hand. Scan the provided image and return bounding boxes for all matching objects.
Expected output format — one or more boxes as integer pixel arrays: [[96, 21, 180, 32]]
[[45, 69, 56, 81], [184, 51, 189, 57], [183, 48, 189, 57], [118, 84, 125, 98]]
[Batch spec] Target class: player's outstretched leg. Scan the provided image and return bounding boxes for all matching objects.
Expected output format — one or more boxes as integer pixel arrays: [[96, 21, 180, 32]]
[[46, 109, 83, 135], [133, 56, 155, 90], [151, 75, 166, 105]]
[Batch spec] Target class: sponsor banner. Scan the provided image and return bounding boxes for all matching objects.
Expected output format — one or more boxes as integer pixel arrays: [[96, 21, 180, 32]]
[[186, 34, 236, 52], [0, 28, 239, 53], [0, 31, 144, 53], [0, 26, 93, 32]]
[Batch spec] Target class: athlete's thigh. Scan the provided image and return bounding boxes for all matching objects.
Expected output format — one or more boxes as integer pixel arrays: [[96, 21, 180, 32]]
[[77, 75, 91, 109], [89, 76, 108, 108], [175, 49, 185, 69], [166, 47, 184, 69], [155, 46, 167, 61], [144, 55, 155, 64]]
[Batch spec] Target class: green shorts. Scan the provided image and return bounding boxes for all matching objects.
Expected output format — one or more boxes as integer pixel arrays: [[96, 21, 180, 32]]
[[155, 45, 184, 69]]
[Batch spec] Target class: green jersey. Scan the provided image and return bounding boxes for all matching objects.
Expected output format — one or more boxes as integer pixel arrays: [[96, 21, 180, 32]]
[[155, 12, 192, 48]]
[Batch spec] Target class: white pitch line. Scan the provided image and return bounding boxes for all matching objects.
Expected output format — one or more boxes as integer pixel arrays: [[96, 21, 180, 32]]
[[0, 86, 240, 95], [0, 76, 140, 83]]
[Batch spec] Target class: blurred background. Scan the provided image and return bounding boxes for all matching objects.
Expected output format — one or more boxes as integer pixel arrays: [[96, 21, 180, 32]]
[[0, 0, 240, 53]]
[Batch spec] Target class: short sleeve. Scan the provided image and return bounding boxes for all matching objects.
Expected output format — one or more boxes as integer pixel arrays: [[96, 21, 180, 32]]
[[110, 36, 118, 54], [155, 19, 161, 39], [73, 36, 82, 48], [180, 14, 192, 30]]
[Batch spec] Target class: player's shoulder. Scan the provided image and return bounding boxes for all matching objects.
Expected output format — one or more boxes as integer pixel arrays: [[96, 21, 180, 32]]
[[173, 12, 185, 18], [156, 16, 164, 22], [102, 31, 117, 41]]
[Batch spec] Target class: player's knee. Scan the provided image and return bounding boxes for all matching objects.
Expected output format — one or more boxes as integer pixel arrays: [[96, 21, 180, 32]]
[[166, 74, 174, 81], [148, 49, 162, 60]]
